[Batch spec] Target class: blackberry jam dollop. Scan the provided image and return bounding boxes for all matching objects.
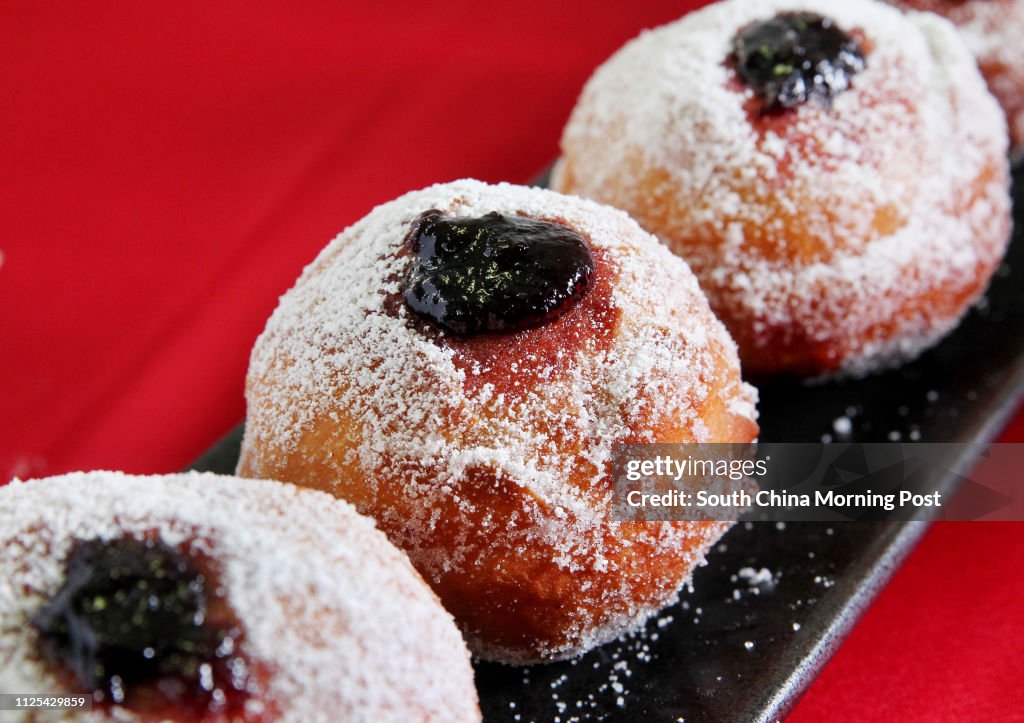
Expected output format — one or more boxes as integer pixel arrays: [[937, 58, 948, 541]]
[[403, 211, 595, 335], [732, 12, 866, 110], [32, 536, 252, 712]]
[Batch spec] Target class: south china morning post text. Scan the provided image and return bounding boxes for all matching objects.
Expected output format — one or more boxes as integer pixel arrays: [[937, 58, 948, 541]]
[[611, 443, 1024, 522], [623, 454, 940, 514]]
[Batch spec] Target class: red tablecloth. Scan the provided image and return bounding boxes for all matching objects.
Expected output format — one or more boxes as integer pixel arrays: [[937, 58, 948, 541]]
[[2, 2, 1022, 719]]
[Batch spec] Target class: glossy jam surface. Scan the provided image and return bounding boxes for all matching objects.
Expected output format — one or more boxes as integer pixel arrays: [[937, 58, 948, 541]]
[[403, 211, 595, 335], [33, 536, 260, 718], [732, 12, 866, 110], [448, 246, 618, 402]]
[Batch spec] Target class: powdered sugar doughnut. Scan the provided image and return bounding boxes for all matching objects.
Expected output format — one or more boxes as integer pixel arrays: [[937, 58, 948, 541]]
[[0, 471, 480, 722], [888, 0, 1024, 157], [553, 0, 1011, 376], [237, 179, 759, 663]]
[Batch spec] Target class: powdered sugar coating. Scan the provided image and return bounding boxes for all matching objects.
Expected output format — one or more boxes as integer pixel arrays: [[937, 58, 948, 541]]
[[554, 0, 1011, 376], [889, 0, 1024, 154], [0, 472, 480, 723], [238, 179, 758, 662]]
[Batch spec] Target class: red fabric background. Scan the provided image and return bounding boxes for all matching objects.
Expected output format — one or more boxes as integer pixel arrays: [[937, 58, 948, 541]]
[[1, 2, 1021, 719]]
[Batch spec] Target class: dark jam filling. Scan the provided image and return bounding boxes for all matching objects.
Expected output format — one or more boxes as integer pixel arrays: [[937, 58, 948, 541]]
[[732, 12, 866, 111], [33, 536, 258, 718], [402, 211, 595, 335]]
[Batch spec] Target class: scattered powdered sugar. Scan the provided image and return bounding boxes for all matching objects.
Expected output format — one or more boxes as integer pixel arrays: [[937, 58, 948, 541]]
[[833, 415, 854, 436], [518, 623, 664, 720], [238, 179, 758, 662], [0, 472, 479, 723], [730, 565, 778, 600], [554, 0, 1011, 375], [814, 574, 837, 589], [737, 566, 777, 588]]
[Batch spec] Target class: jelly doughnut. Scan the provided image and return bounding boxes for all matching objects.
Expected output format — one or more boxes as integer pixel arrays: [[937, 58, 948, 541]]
[[237, 179, 759, 663], [553, 0, 1012, 376], [0, 471, 480, 722]]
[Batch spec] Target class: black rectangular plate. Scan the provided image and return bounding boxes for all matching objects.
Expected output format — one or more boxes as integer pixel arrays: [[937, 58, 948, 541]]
[[190, 165, 1024, 722]]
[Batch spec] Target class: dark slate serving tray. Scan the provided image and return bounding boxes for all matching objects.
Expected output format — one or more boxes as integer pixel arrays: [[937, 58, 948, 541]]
[[190, 165, 1024, 722]]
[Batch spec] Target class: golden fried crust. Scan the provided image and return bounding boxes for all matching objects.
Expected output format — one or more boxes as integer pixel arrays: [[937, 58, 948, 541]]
[[557, 148, 1010, 376], [239, 332, 754, 660], [237, 180, 758, 662]]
